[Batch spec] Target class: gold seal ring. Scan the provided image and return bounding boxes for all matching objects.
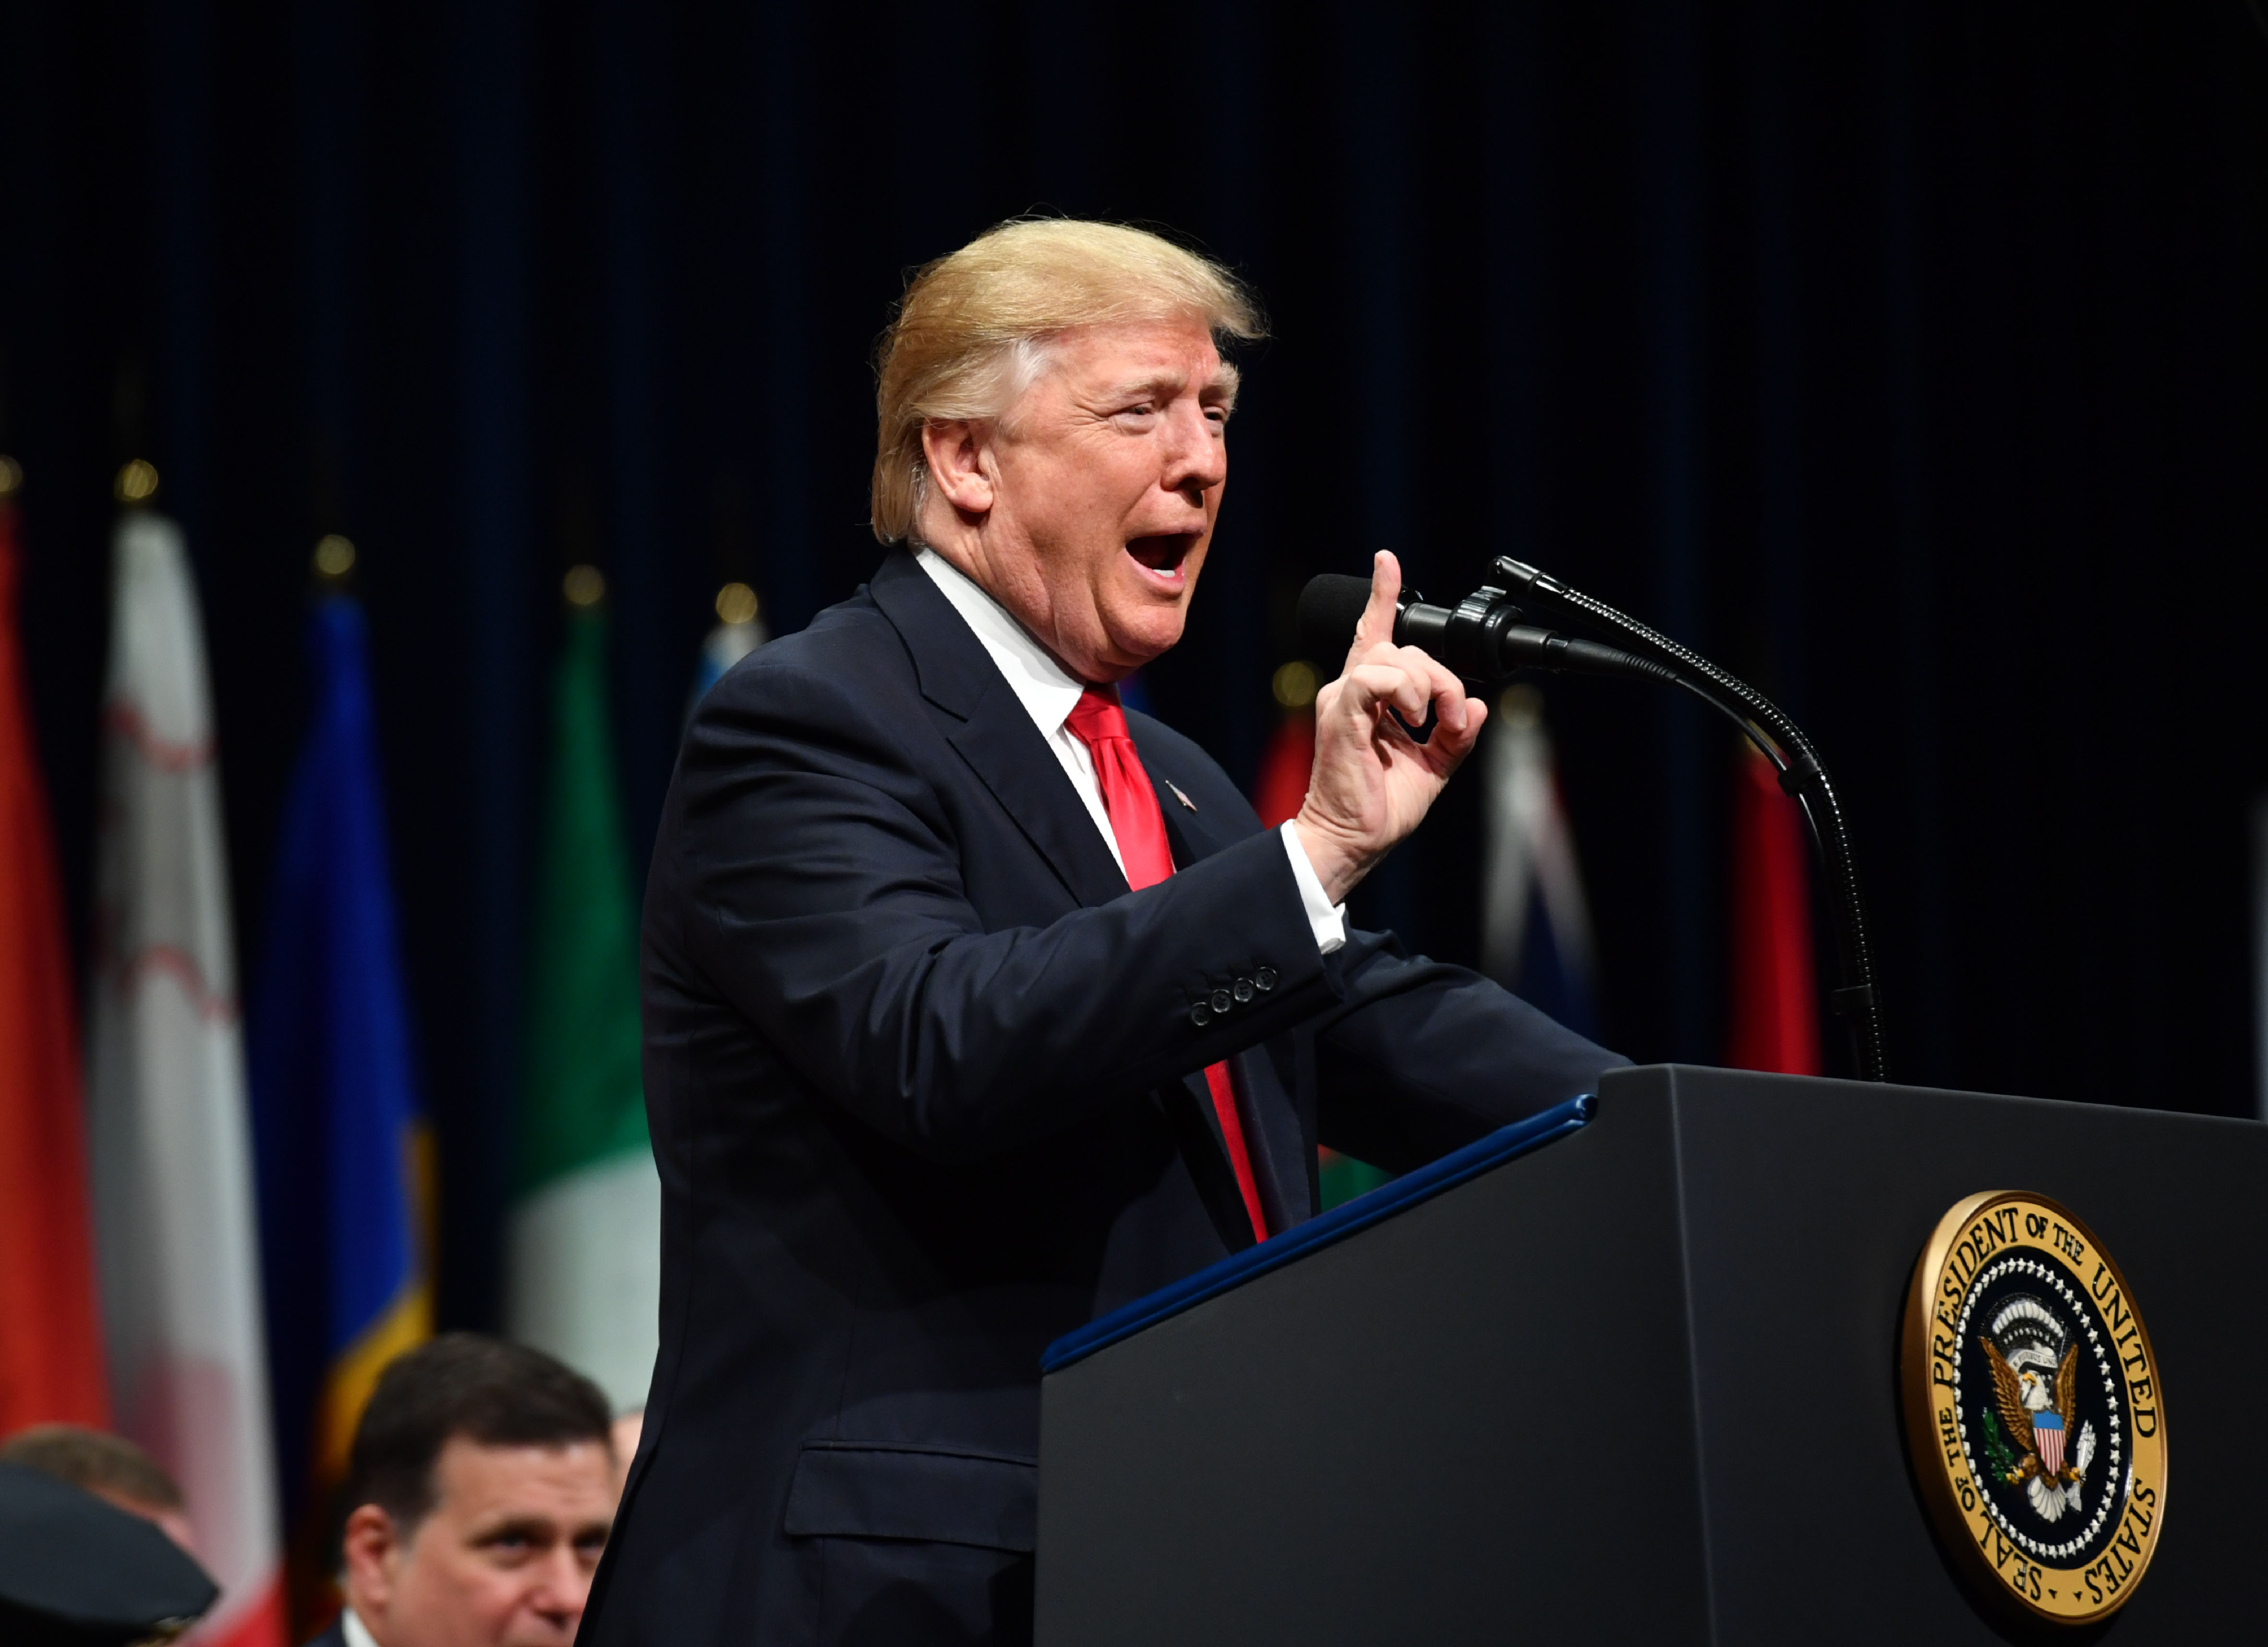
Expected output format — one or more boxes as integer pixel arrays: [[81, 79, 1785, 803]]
[[1901, 1190, 2167, 1623]]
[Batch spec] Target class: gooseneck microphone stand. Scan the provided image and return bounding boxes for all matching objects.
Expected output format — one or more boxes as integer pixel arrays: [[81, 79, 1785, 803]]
[[1486, 556, 1887, 1082]]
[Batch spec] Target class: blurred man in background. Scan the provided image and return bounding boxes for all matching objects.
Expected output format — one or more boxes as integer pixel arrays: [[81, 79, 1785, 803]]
[[316, 1334, 616, 1647], [0, 1422, 199, 1556]]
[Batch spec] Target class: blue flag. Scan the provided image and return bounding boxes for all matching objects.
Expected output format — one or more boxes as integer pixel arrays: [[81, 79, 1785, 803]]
[[246, 593, 429, 1625], [685, 581, 768, 722]]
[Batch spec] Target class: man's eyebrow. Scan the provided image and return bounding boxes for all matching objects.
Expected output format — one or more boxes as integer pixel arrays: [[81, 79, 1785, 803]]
[[471, 1515, 559, 1544], [1097, 363, 1239, 411], [1101, 371, 1185, 401]]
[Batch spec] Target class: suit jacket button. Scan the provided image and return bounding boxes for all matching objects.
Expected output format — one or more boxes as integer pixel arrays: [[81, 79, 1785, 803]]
[[1209, 988, 1232, 1015], [1190, 1002, 1213, 1027], [1233, 977, 1255, 1003], [1255, 966, 1278, 991]]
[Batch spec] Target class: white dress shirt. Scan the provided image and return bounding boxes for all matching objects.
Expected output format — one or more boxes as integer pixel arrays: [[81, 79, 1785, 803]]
[[341, 1608, 379, 1647], [916, 548, 1346, 954]]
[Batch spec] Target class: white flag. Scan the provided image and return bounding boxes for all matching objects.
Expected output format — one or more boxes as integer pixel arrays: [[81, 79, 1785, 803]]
[[1479, 685, 1596, 1022], [86, 510, 284, 1647]]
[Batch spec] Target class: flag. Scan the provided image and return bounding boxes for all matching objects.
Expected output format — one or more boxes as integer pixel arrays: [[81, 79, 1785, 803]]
[[1251, 661, 1318, 830], [1479, 685, 1597, 1038], [2032, 1410, 2066, 1477], [684, 580, 767, 721], [0, 472, 110, 1436], [507, 569, 657, 1413], [84, 507, 286, 1647], [1725, 740, 1820, 1075], [246, 581, 429, 1634]]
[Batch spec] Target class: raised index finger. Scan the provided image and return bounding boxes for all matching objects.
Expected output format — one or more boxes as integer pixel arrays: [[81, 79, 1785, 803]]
[[1349, 550, 1402, 662]]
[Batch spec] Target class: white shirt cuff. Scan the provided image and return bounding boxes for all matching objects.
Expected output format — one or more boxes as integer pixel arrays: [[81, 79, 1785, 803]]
[[1279, 820, 1348, 956]]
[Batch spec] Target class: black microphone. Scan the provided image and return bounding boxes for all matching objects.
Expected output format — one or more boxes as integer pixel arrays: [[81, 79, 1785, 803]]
[[1300, 557, 1890, 1084], [1295, 573, 1677, 685]]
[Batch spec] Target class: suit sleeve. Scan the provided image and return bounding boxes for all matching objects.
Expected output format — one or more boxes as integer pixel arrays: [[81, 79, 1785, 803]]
[[664, 664, 1341, 1161], [1308, 928, 1629, 1174]]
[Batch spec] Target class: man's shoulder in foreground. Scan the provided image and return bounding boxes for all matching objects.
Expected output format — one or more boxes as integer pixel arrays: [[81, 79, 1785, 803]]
[[705, 575, 905, 698]]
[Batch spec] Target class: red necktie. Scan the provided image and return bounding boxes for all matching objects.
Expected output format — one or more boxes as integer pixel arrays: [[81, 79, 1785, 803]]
[[1064, 687, 1269, 1244]]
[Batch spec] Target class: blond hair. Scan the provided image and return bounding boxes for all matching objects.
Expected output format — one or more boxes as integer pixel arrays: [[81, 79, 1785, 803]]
[[869, 219, 1264, 544]]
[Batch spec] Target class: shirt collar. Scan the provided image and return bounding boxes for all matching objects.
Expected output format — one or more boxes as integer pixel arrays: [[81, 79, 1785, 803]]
[[915, 547, 1090, 737], [340, 1608, 380, 1647]]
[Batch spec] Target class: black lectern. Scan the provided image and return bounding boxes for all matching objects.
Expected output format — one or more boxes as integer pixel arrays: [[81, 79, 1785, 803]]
[[1034, 1065, 2267, 1642]]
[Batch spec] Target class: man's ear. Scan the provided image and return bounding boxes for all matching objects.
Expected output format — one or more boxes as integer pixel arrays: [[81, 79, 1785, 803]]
[[340, 1503, 404, 1621], [919, 419, 996, 518]]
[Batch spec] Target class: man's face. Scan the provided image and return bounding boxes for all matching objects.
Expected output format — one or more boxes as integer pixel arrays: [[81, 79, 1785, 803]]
[[343, 1437, 615, 1647], [920, 316, 1234, 681]]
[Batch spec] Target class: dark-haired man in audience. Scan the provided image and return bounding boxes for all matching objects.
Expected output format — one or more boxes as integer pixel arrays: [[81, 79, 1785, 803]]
[[312, 1333, 617, 1647]]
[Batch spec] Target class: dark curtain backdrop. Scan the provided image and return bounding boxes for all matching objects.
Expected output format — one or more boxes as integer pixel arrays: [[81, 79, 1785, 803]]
[[2, 0, 2263, 1331]]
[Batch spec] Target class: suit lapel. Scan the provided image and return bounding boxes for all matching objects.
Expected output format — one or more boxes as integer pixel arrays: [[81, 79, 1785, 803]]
[[869, 553, 1128, 910], [943, 679, 1129, 908], [871, 555, 1313, 1237], [1132, 745, 1230, 872]]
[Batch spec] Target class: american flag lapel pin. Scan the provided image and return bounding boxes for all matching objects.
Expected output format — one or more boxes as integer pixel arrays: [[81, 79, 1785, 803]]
[[1164, 779, 1197, 812]]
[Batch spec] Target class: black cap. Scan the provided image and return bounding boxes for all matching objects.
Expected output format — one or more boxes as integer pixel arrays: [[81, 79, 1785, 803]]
[[0, 1462, 218, 1645]]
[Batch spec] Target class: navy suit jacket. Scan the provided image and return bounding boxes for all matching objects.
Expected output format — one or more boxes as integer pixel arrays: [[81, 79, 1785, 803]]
[[580, 550, 1623, 1646]]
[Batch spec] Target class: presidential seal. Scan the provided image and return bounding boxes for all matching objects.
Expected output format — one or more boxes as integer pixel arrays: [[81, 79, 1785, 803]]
[[1900, 1191, 2167, 1623]]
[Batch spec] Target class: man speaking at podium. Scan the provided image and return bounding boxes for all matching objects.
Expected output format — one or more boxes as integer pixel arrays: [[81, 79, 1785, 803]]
[[581, 220, 1621, 1647]]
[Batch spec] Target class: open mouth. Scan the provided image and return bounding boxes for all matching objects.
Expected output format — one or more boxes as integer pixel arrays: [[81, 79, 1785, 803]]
[[1124, 534, 1197, 588]]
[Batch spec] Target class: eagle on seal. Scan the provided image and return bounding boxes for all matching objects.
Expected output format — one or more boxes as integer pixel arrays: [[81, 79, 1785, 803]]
[[1982, 1336, 2096, 1521]]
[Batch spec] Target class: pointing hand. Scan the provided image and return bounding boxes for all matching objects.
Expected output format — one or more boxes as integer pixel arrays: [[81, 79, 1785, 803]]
[[1291, 551, 1486, 906]]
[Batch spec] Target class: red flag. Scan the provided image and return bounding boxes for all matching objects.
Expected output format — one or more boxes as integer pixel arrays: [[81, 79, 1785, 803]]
[[1252, 662, 1319, 831], [0, 486, 110, 1433], [1251, 714, 1312, 830], [1725, 742, 1821, 1075]]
